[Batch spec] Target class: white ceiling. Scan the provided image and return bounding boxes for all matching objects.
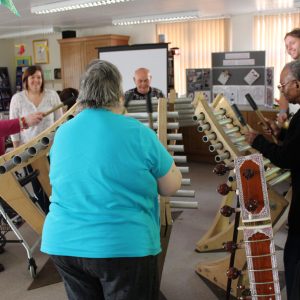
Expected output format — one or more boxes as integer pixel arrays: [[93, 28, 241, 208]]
[[0, 0, 299, 38]]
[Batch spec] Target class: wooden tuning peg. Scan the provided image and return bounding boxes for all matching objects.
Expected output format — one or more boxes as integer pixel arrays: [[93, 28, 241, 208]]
[[213, 164, 230, 176], [220, 205, 240, 217], [217, 183, 233, 195]]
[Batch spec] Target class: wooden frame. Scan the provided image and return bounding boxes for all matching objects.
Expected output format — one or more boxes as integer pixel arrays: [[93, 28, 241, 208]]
[[15, 56, 32, 67], [33, 39, 49, 64]]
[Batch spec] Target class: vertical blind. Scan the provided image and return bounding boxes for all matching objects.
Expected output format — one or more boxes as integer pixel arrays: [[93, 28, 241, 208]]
[[157, 18, 230, 96], [253, 13, 300, 99]]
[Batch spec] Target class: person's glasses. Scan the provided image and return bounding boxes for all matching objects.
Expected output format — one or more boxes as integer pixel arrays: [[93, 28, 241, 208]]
[[277, 80, 296, 90]]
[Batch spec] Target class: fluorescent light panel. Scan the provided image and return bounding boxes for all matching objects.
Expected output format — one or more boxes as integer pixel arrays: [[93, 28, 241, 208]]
[[31, 0, 135, 14], [112, 11, 200, 26], [0, 27, 60, 39]]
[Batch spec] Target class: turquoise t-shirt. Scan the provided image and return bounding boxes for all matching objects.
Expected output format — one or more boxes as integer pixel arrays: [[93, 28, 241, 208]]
[[41, 109, 173, 258]]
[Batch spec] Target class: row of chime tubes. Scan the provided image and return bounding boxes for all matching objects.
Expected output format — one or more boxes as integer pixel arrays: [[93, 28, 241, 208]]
[[214, 162, 282, 299], [0, 131, 55, 175], [193, 108, 291, 185], [126, 97, 197, 127], [127, 109, 196, 209], [193, 108, 251, 163], [0, 109, 77, 175]]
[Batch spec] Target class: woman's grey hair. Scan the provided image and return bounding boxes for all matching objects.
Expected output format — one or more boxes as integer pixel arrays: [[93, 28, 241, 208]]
[[285, 60, 300, 81], [78, 60, 123, 108]]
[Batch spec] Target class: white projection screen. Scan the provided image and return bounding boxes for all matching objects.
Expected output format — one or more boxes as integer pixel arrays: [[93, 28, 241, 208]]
[[98, 43, 168, 96]]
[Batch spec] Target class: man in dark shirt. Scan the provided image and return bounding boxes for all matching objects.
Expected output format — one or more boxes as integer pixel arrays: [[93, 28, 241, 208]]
[[124, 68, 165, 107], [245, 60, 300, 300]]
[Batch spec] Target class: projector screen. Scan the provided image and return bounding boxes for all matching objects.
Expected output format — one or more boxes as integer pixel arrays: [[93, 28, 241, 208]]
[[98, 43, 168, 96]]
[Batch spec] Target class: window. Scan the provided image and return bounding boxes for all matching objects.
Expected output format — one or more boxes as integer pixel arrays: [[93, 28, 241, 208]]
[[157, 18, 230, 96], [253, 13, 300, 99]]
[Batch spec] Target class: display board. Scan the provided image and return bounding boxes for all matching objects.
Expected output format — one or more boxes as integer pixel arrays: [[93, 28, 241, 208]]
[[98, 43, 168, 96], [211, 51, 274, 106]]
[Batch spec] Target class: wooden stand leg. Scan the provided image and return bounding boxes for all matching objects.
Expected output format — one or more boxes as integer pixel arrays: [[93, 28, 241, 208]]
[[195, 249, 247, 298], [0, 172, 44, 235], [196, 192, 234, 252]]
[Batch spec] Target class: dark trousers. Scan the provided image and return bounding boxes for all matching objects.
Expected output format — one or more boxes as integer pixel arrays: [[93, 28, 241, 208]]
[[284, 232, 300, 300], [51, 255, 160, 300]]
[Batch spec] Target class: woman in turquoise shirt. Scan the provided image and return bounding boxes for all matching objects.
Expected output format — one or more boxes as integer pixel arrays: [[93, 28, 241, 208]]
[[41, 60, 182, 300]]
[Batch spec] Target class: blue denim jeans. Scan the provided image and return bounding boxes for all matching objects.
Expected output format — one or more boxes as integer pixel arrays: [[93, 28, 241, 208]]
[[51, 254, 159, 300]]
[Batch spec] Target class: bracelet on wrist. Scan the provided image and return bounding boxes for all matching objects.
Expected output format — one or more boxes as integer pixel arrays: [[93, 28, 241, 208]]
[[20, 116, 29, 130]]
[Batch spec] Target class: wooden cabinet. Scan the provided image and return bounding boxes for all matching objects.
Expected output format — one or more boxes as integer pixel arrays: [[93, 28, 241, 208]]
[[181, 109, 278, 163], [58, 34, 129, 89]]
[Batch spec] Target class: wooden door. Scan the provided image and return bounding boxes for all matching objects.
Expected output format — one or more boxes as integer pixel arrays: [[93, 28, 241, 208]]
[[60, 41, 85, 89]]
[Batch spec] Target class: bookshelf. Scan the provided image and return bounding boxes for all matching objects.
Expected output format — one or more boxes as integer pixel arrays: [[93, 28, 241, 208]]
[[0, 67, 12, 112]]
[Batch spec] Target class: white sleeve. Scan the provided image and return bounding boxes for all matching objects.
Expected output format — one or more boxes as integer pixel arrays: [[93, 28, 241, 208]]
[[9, 94, 21, 142]]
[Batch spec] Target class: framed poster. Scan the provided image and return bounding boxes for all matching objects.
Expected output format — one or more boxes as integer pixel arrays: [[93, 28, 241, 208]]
[[33, 39, 49, 64], [15, 56, 32, 66]]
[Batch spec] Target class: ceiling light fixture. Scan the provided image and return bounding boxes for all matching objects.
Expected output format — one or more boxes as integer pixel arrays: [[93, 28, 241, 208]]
[[112, 11, 200, 26], [0, 26, 60, 39], [31, 0, 135, 15]]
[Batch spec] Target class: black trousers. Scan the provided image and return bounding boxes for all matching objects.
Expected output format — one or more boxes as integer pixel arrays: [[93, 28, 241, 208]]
[[284, 232, 300, 300], [51, 254, 160, 300]]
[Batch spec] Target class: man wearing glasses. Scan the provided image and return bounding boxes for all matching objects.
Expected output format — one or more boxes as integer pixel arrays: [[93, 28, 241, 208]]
[[246, 60, 300, 300]]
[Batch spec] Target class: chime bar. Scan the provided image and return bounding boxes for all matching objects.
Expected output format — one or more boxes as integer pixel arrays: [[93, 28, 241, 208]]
[[173, 190, 195, 197], [167, 133, 182, 140], [168, 145, 184, 152], [144, 122, 179, 129], [197, 123, 211, 132], [127, 111, 179, 119], [192, 112, 205, 121], [174, 103, 193, 110], [218, 118, 233, 126], [224, 126, 240, 134], [202, 133, 217, 142], [215, 151, 231, 163], [178, 167, 189, 173], [237, 145, 252, 152], [174, 97, 193, 104], [209, 142, 223, 152], [0, 160, 16, 174], [213, 108, 226, 116], [230, 136, 246, 143], [27, 142, 48, 156], [179, 109, 195, 115], [173, 156, 187, 163], [170, 201, 198, 209], [12, 151, 32, 165], [268, 171, 291, 186], [181, 178, 191, 185], [265, 167, 281, 178]]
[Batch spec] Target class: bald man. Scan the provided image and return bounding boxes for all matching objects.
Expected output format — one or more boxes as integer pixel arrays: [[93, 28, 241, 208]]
[[124, 68, 165, 107]]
